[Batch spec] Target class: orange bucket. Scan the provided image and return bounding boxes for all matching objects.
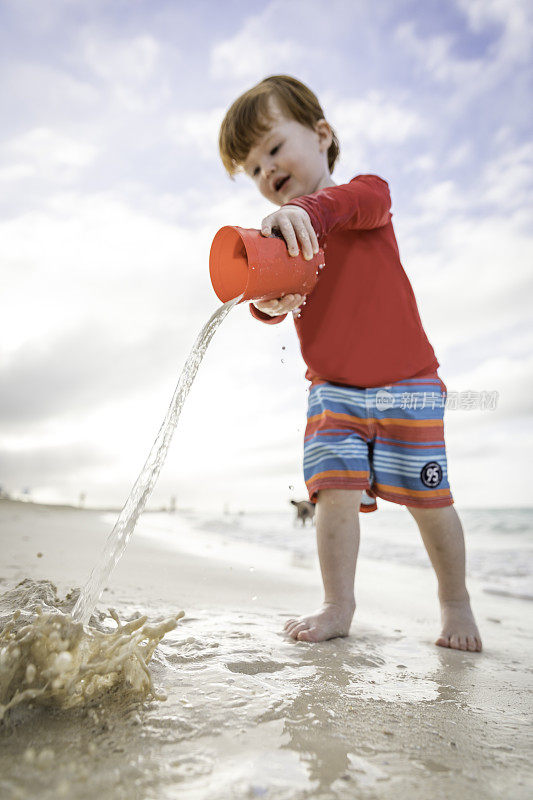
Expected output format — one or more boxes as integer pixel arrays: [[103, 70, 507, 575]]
[[209, 226, 324, 304]]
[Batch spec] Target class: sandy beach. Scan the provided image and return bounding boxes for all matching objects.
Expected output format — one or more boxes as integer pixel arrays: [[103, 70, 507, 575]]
[[0, 498, 531, 800]]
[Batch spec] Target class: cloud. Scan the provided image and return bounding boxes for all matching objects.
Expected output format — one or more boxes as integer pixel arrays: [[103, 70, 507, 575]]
[[167, 107, 227, 162], [80, 31, 170, 112], [480, 140, 533, 210], [394, 22, 484, 87], [445, 354, 533, 426], [0, 163, 36, 181], [455, 0, 533, 63], [0, 324, 182, 427], [0, 190, 212, 357], [0, 442, 107, 488], [326, 91, 426, 167], [84, 33, 160, 83], [394, 0, 532, 109], [405, 209, 533, 353], [0, 128, 98, 185], [410, 154, 437, 172], [0, 63, 99, 129], [210, 11, 309, 81]]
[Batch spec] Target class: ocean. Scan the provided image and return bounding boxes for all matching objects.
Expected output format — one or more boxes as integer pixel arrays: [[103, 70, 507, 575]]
[[127, 505, 533, 603]]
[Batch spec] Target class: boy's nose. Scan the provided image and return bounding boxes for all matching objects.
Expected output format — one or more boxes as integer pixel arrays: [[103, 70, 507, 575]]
[[263, 162, 276, 180]]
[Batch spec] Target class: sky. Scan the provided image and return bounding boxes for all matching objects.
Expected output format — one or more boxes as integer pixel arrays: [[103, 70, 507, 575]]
[[0, 0, 532, 512]]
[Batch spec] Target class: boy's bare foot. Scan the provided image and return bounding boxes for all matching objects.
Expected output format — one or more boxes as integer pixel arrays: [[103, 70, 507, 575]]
[[283, 600, 355, 642], [437, 598, 482, 652]]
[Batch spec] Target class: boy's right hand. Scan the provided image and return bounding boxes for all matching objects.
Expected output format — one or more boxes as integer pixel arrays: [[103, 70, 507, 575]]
[[253, 293, 305, 316]]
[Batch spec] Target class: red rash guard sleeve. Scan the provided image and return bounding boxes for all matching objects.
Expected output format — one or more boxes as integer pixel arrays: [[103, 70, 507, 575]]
[[248, 175, 389, 324], [284, 174, 392, 242]]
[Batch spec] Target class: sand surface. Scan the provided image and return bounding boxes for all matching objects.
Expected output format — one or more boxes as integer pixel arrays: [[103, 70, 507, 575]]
[[0, 499, 531, 799]]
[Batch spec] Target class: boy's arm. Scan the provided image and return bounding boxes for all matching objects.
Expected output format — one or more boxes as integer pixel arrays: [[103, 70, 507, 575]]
[[283, 174, 391, 242]]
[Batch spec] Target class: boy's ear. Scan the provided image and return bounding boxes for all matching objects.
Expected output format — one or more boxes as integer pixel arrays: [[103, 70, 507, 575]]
[[315, 118, 333, 150]]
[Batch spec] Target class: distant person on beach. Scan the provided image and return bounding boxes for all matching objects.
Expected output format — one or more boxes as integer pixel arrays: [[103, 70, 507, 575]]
[[218, 75, 482, 651]]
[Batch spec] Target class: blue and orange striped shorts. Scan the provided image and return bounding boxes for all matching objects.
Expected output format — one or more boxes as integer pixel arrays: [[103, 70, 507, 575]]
[[303, 373, 454, 513]]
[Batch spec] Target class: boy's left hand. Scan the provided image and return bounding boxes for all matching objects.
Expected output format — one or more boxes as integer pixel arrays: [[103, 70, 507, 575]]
[[253, 293, 305, 316], [261, 206, 319, 260]]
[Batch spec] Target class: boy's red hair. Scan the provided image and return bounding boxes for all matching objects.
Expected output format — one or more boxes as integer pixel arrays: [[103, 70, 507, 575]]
[[218, 74, 340, 180]]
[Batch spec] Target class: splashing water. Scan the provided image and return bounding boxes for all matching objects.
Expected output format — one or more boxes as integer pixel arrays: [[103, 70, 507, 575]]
[[72, 296, 242, 626], [0, 579, 182, 721]]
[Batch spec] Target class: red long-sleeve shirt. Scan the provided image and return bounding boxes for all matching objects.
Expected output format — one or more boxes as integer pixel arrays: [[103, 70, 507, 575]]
[[250, 174, 439, 388]]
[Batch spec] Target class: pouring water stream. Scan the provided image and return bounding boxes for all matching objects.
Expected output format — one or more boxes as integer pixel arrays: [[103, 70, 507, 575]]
[[72, 295, 242, 626]]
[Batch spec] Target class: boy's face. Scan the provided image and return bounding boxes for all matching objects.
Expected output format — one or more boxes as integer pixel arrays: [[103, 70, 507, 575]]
[[242, 97, 335, 205]]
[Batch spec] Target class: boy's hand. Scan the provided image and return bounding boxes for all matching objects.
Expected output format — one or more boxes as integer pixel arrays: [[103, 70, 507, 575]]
[[261, 205, 319, 260], [253, 294, 305, 317]]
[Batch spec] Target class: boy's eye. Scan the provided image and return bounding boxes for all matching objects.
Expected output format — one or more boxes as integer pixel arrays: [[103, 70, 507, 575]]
[[252, 144, 281, 177]]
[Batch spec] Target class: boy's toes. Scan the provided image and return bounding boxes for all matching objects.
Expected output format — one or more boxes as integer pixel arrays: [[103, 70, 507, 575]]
[[283, 618, 297, 631], [451, 634, 468, 650], [285, 619, 303, 634], [289, 622, 310, 639], [297, 627, 317, 642], [284, 624, 299, 636], [436, 632, 482, 652], [284, 620, 299, 635]]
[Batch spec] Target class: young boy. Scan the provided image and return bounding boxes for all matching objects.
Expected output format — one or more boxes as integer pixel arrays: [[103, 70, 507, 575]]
[[218, 75, 482, 652]]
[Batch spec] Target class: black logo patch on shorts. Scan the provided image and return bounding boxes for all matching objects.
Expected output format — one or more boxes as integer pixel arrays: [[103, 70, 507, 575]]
[[420, 462, 443, 488]]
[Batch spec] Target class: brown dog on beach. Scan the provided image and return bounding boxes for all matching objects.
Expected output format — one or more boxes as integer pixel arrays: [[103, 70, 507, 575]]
[[290, 499, 316, 526]]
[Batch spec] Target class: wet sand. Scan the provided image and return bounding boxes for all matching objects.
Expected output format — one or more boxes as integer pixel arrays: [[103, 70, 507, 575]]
[[0, 499, 531, 799]]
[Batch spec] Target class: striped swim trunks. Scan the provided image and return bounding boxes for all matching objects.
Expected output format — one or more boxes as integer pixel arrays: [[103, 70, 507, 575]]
[[303, 373, 454, 514]]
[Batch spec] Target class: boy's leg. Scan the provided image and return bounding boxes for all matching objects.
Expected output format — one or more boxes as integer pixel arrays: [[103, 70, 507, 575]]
[[284, 488, 362, 642], [406, 504, 482, 652]]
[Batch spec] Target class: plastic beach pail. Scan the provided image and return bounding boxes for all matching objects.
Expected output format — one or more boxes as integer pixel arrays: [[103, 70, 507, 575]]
[[209, 225, 325, 304]]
